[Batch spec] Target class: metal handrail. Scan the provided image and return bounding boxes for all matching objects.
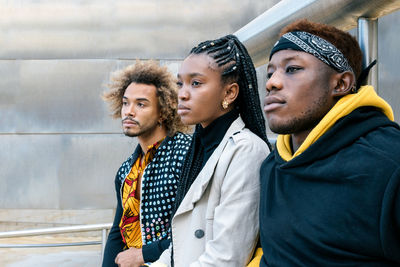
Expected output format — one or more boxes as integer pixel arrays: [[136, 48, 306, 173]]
[[0, 223, 112, 258], [0, 241, 102, 248], [0, 223, 111, 238], [235, 0, 400, 67]]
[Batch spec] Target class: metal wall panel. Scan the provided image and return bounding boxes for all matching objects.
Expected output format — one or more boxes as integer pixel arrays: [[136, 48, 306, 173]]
[[0, 134, 136, 209], [0, 0, 279, 60], [378, 11, 400, 120], [0, 59, 139, 134]]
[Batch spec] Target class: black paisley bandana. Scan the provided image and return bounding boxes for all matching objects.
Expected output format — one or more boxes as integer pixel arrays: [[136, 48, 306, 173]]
[[270, 31, 354, 74]]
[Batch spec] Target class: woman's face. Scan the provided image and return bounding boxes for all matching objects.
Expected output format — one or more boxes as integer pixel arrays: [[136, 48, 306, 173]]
[[177, 53, 228, 128]]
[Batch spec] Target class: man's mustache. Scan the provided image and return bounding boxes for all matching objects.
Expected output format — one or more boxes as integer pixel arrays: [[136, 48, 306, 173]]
[[122, 117, 140, 126]]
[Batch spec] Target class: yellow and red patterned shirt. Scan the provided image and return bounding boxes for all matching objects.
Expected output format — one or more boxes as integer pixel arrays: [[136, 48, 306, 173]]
[[119, 138, 165, 248]]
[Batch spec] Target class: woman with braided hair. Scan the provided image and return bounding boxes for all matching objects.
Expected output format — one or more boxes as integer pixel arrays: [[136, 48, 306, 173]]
[[150, 35, 271, 267]]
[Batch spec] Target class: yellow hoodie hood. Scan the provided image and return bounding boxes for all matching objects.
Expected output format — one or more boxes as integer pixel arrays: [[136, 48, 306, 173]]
[[277, 85, 394, 162]]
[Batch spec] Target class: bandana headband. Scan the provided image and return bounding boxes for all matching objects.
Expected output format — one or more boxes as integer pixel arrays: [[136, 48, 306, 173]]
[[270, 31, 354, 74]]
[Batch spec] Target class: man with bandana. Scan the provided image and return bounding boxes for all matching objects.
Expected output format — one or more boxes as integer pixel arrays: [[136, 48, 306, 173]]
[[259, 19, 400, 266]]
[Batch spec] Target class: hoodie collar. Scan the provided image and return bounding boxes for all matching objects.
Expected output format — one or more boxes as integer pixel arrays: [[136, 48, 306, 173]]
[[277, 85, 394, 162]]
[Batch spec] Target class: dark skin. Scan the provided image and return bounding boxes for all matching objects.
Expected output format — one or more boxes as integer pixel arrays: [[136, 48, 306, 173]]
[[264, 50, 356, 152], [117, 82, 167, 267], [177, 53, 239, 127]]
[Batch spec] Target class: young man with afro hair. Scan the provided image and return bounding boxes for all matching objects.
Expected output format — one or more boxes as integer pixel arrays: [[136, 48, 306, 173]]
[[102, 61, 191, 267], [259, 19, 400, 266]]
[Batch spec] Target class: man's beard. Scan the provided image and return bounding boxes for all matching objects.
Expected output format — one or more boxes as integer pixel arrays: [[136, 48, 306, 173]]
[[121, 117, 158, 138], [122, 117, 140, 137], [268, 91, 331, 135], [123, 129, 140, 137]]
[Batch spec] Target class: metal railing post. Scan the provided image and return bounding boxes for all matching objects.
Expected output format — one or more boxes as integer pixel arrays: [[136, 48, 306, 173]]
[[357, 17, 379, 91], [101, 228, 108, 260]]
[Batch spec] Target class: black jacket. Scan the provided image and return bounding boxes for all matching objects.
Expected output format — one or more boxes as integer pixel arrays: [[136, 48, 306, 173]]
[[260, 107, 400, 266], [102, 132, 191, 266]]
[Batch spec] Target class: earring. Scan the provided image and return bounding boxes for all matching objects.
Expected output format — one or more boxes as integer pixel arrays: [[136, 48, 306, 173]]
[[158, 121, 162, 128], [351, 86, 357, 93], [222, 100, 229, 109]]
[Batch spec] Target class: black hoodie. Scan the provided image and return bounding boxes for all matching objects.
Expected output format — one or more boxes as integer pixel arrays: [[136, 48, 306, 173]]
[[260, 107, 400, 266]]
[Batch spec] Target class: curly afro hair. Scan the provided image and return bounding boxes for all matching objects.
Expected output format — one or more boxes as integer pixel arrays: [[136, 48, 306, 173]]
[[280, 19, 363, 81], [102, 60, 189, 136]]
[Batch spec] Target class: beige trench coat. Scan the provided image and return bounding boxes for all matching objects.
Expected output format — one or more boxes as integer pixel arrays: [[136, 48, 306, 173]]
[[152, 117, 270, 267]]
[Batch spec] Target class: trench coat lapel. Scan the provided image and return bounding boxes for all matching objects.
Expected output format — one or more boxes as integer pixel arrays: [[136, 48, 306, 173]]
[[174, 117, 245, 216]]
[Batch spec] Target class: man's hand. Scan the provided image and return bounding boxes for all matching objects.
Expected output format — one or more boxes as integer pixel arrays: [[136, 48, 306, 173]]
[[115, 247, 145, 267]]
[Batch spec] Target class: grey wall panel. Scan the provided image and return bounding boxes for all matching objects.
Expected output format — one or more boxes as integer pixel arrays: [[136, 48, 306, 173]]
[[1, 135, 63, 209], [378, 11, 400, 121], [0, 59, 140, 133], [0, 0, 278, 60], [0, 61, 20, 133], [57, 134, 138, 209], [0, 134, 137, 209]]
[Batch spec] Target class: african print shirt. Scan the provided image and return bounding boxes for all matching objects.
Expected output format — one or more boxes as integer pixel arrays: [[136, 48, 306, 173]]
[[119, 138, 164, 248]]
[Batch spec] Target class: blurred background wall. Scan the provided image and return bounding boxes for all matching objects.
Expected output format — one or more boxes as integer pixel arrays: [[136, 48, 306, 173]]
[[0, 0, 399, 219]]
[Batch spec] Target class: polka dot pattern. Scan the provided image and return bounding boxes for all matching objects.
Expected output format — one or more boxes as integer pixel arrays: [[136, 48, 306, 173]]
[[115, 132, 192, 245]]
